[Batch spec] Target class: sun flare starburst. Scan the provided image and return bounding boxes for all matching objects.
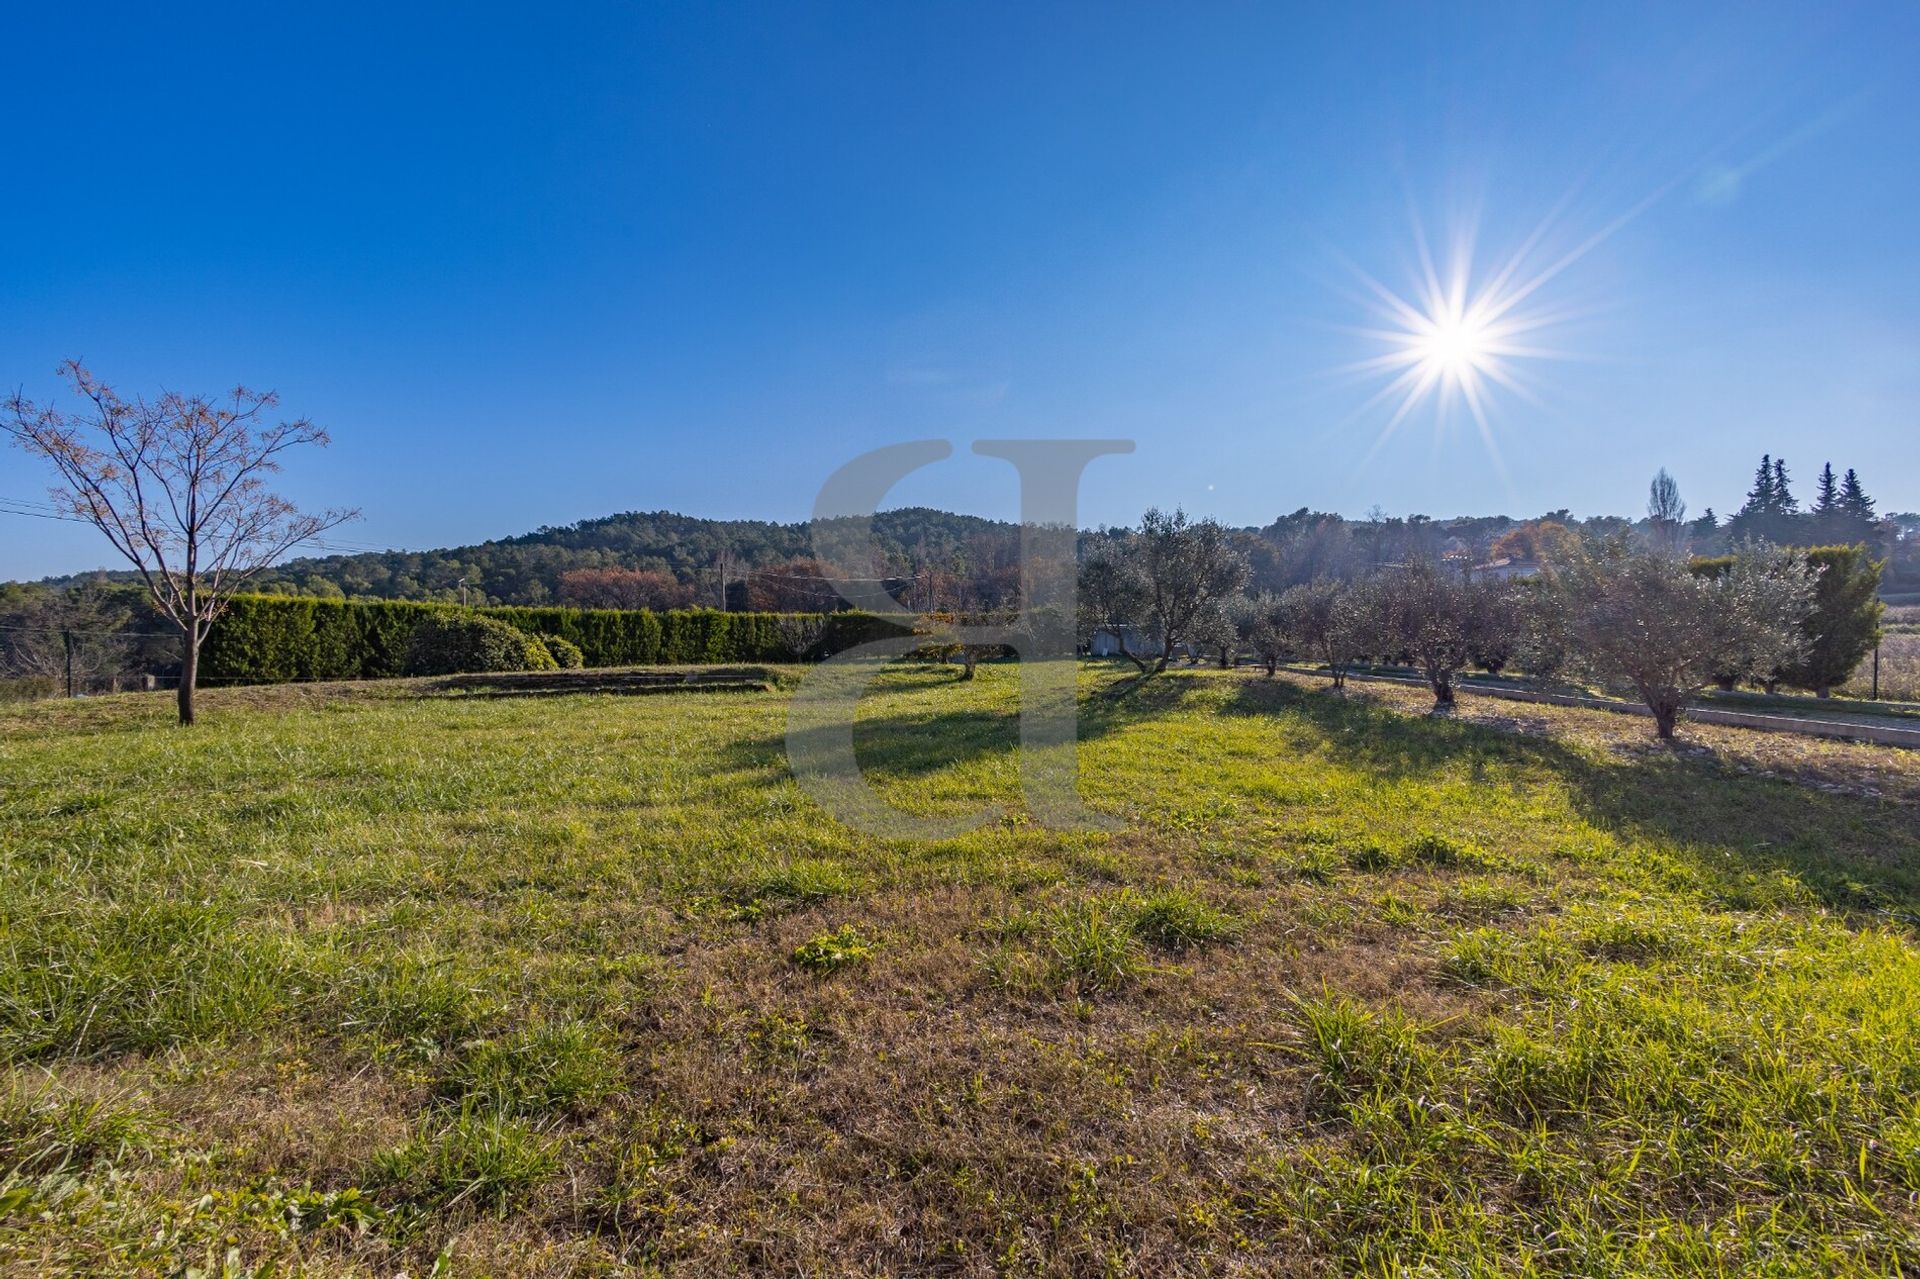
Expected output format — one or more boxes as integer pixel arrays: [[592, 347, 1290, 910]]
[[1333, 202, 1628, 473]]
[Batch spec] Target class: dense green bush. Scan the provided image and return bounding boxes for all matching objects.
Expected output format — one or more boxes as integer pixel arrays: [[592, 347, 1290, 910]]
[[541, 635, 585, 669], [1695, 546, 1884, 695], [1779, 545, 1885, 697], [406, 614, 557, 676], [200, 595, 912, 685]]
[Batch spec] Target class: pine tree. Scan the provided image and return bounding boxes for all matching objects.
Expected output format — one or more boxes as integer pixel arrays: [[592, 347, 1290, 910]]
[[1772, 458, 1798, 514], [1814, 463, 1839, 517], [1839, 468, 1876, 523], [1739, 455, 1777, 518]]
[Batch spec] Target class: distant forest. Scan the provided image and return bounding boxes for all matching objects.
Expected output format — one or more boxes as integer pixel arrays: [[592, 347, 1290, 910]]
[[21, 457, 1920, 610]]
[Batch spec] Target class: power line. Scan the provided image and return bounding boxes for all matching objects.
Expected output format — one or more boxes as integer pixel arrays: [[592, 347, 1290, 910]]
[[0, 501, 389, 554], [0, 623, 180, 639]]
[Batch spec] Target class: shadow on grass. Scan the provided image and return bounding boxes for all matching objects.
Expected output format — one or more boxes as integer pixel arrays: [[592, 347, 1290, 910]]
[[711, 661, 1208, 782], [1225, 675, 1920, 918]]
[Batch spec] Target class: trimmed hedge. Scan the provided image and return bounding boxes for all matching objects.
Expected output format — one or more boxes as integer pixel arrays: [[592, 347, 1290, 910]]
[[200, 595, 910, 686], [406, 613, 559, 676]]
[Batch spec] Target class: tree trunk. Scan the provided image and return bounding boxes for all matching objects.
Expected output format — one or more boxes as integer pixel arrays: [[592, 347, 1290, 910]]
[[176, 632, 199, 727], [1652, 700, 1680, 739], [1116, 634, 1150, 674], [1715, 674, 1736, 691], [1265, 656, 1277, 677], [1428, 663, 1454, 707]]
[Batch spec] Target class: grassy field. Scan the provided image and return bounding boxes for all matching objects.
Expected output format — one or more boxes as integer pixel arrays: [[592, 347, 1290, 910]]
[[3, 664, 1919, 1276], [1848, 614, 1920, 703]]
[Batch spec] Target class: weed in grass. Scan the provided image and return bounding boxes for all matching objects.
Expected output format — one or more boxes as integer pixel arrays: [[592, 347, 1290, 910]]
[[1405, 830, 1477, 867], [1343, 839, 1397, 872], [1276, 846, 1343, 883], [789, 925, 879, 973], [0, 1079, 158, 1174]]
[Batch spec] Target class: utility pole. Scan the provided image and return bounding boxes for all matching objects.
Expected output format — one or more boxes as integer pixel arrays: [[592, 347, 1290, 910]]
[[63, 628, 74, 699], [456, 577, 470, 608], [1873, 641, 1881, 701], [717, 549, 730, 611]]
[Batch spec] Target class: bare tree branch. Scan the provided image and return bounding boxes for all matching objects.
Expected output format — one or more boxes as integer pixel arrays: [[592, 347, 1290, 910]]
[[4, 360, 357, 724]]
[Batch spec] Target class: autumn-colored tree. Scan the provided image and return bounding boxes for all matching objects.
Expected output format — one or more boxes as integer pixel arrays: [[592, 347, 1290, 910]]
[[556, 567, 694, 611], [5, 362, 354, 725], [1489, 520, 1578, 565], [746, 558, 842, 612]]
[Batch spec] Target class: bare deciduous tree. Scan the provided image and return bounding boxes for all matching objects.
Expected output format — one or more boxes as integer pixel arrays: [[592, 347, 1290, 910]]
[[1647, 468, 1688, 554], [5, 362, 356, 725]]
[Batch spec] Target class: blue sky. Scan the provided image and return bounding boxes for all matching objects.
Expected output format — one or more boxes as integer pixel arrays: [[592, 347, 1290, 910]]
[[4, 2, 1917, 579]]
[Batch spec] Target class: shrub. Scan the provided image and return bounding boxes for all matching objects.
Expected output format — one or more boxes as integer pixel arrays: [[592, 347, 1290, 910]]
[[202, 594, 916, 683], [405, 613, 555, 676], [540, 634, 585, 669], [1778, 545, 1884, 697]]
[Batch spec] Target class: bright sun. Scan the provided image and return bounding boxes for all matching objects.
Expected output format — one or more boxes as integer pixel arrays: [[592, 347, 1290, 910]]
[[1336, 215, 1588, 470], [1414, 310, 1493, 382]]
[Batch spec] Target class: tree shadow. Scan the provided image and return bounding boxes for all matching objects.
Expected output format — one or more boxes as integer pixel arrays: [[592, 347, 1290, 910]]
[[1224, 675, 1920, 918], [714, 664, 1205, 784]]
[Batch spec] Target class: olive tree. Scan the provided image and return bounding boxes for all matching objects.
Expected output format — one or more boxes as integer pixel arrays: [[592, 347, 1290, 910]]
[[5, 362, 354, 724], [1243, 593, 1289, 676], [1275, 578, 1370, 688], [1558, 540, 1813, 738], [1364, 561, 1521, 708], [1077, 509, 1248, 674]]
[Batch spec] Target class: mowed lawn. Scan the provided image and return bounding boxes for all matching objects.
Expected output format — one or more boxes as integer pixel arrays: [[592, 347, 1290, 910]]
[[2, 664, 1919, 1277]]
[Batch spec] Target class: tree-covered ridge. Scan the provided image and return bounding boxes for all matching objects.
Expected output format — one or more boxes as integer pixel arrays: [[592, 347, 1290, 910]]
[[18, 460, 1918, 609], [239, 506, 1030, 607]]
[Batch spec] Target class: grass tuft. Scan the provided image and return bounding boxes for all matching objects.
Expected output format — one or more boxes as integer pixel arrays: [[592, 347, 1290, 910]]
[[373, 1105, 560, 1214], [440, 1019, 623, 1116], [1123, 888, 1245, 950]]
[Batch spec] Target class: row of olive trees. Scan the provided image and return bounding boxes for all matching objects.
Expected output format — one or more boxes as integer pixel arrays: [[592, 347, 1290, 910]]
[[1081, 508, 1825, 740]]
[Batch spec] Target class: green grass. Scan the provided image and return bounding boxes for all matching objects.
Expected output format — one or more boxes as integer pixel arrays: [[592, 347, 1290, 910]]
[[2, 663, 1918, 1275]]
